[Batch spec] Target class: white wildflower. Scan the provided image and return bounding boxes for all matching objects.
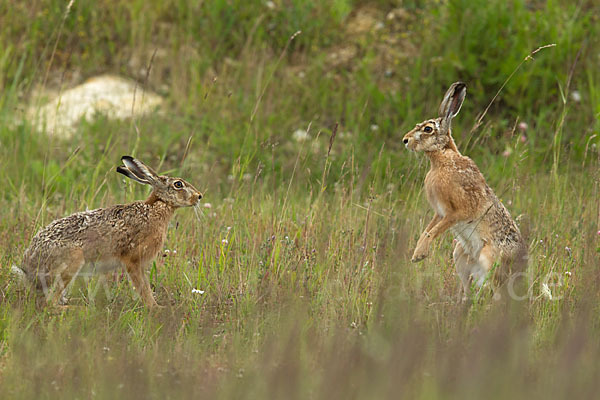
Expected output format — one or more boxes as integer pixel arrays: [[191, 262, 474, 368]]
[[571, 90, 581, 103], [293, 129, 309, 142], [192, 288, 205, 295], [541, 283, 553, 300]]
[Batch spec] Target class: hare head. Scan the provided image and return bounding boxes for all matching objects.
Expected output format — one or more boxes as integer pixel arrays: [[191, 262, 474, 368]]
[[403, 82, 466, 152], [117, 156, 202, 208]]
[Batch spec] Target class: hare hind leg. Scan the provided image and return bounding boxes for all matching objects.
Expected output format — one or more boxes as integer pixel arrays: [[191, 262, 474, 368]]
[[453, 243, 476, 302], [453, 242, 495, 302], [496, 246, 530, 302], [43, 248, 85, 306]]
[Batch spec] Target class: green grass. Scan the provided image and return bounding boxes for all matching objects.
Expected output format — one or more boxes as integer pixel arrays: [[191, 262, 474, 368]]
[[0, 0, 600, 398]]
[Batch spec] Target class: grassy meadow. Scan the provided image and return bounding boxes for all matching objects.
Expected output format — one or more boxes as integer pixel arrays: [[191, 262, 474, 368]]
[[0, 0, 599, 398]]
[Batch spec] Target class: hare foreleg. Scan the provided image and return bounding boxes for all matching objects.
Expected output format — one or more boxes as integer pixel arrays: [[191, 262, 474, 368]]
[[123, 259, 159, 308], [418, 214, 441, 242], [412, 215, 458, 262]]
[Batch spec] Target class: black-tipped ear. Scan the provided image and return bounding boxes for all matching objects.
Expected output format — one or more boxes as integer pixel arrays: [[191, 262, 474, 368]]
[[121, 156, 160, 184], [439, 82, 467, 120], [116, 165, 151, 185]]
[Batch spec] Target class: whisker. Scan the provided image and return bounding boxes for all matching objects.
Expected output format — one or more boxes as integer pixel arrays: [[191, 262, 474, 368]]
[[193, 203, 205, 222]]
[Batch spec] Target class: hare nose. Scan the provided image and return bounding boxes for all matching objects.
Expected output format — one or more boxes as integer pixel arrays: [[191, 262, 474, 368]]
[[403, 138, 409, 144], [197, 193, 203, 200]]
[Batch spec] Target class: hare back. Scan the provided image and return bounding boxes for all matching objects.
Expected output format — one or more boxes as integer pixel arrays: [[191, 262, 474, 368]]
[[452, 188, 524, 263], [482, 195, 525, 255], [23, 201, 173, 274]]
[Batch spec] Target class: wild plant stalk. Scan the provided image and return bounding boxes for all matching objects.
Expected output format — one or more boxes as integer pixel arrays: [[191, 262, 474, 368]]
[[250, 30, 301, 122], [131, 47, 158, 157], [279, 122, 312, 226], [552, 43, 584, 183], [319, 122, 338, 194], [41, 0, 76, 90], [33, 0, 77, 227]]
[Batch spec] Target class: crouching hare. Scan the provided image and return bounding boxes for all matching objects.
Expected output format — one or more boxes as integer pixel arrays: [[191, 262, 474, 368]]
[[403, 82, 528, 300], [19, 156, 202, 308]]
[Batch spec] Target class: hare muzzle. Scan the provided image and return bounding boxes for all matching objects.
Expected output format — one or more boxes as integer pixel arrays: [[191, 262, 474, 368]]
[[403, 130, 418, 150]]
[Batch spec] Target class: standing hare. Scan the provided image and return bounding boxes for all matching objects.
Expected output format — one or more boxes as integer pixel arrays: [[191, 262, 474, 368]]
[[403, 82, 528, 300], [19, 156, 202, 307]]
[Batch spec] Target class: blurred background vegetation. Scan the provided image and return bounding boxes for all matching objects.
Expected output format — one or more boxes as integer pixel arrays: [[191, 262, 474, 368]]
[[0, 0, 598, 195], [0, 0, 599, 398]]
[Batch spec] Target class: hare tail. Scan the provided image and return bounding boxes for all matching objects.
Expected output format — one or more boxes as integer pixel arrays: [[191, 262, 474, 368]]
[[10, 265, 28, 286]]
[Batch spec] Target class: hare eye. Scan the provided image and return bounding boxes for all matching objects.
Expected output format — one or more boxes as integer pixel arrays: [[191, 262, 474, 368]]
[[423, 126, 433, 133], [174, 181, 183, 189]]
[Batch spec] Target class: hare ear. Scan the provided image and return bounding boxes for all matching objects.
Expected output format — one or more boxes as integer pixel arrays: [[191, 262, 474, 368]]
[[116, 165, 151, 185], [438, 82, 466, 134], [120, 156, 161, 185], [121, 156, 159, 183], [439, 82, 466, 120]]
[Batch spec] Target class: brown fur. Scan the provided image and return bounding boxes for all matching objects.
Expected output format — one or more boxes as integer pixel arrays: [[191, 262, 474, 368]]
[[403, 83, 528, 300], [21, 156, 202, 308]]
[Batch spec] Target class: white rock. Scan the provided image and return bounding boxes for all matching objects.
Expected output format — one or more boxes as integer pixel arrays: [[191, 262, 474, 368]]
[[27, 74, 163, 138]]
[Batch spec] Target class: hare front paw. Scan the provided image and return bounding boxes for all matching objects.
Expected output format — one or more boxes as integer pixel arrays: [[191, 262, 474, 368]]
[[411, 242, 430, 263]]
